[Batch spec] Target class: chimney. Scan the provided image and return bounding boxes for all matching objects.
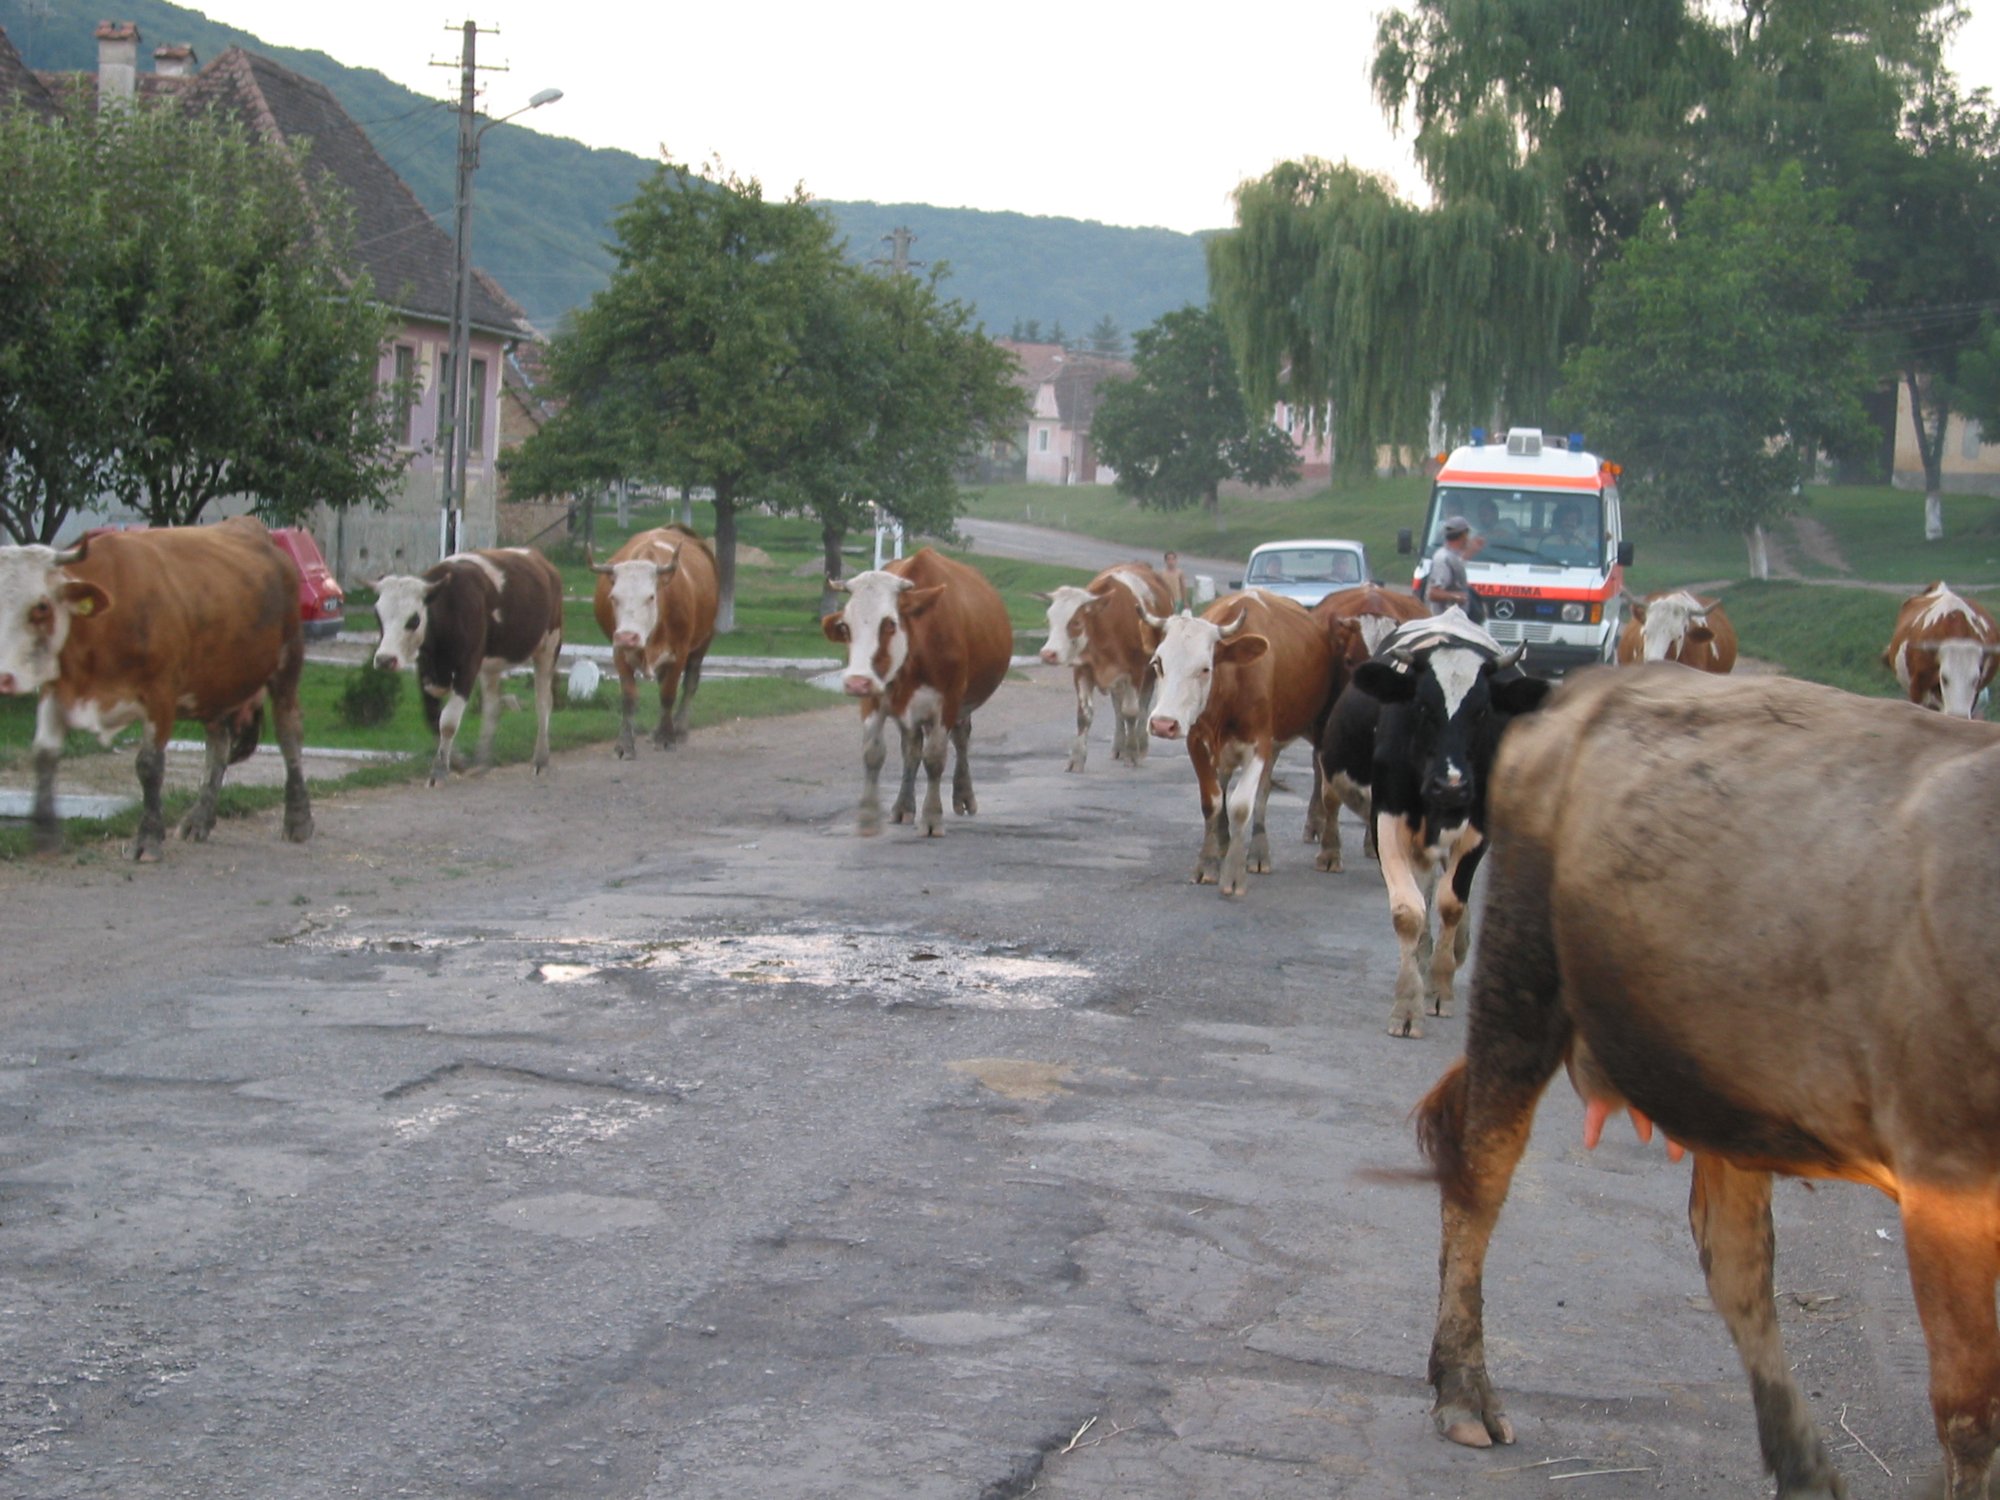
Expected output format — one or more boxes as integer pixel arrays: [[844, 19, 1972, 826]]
[[95, 21, 139, 106], [153, 43, 197, 79]]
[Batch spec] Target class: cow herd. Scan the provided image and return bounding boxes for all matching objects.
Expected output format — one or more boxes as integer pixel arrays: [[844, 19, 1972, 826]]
[[3, 519, 2000, 1496]]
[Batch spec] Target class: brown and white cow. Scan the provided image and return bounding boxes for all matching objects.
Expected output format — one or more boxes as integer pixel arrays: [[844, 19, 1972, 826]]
[[1311, 583, 1429, 660], [371, 548, 564, 785], [821, 547, 1012, 836], [1419, 666, 2000, 1497], [1884, 580, 1999, 718], [0, 518, 312, 860], [1034, 562, 1172, 771], [1615, 589, 1737, 672], [1144, 589, 1335, 896], [590, 525, 719, 757]]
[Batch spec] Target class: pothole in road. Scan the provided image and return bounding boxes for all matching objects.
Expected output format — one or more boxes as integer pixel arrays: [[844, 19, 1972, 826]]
[[535, 931, 1091, 1012]]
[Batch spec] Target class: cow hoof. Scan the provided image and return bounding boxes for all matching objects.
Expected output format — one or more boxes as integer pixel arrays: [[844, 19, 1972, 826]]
[[1388, 1015, 1425, 1040], [954, 795, 976, 815], [615, 741, 635, 760], [131, 842, 162, 864], [1065, 758, 1085, 773], [857, 815, 882, 837], [1434, 1405, 1513, 1448], [1314, 852, 1343, 873], [284, 816, 313, 844]]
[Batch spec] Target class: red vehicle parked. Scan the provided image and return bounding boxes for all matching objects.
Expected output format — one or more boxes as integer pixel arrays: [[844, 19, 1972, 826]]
[[79, 522, 345, 640]]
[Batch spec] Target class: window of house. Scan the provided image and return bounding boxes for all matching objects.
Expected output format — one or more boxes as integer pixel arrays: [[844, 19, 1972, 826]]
[[435, 350, 454, 445], [1964, 418, 1985, 461], [393, 344, 416, 446], [1036, 427, 1050, 453], [434, 352, 489, 454]]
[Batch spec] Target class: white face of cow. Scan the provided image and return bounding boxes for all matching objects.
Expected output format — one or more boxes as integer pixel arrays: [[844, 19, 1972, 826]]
[[1637, 592, 1707, 662], [1038, 586, 1094, 667], [1931, 639, 1995, 718], [1147, 613, 1236, 739], [826, 570, 931, 698], [603, 550, 677, 650], [0, 546, 108, 698], [372, 575, 433, 673]]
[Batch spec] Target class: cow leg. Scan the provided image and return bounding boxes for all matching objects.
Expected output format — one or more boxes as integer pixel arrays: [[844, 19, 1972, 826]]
[[270, 665, 313, 843], [30, 693, 66, 855], [178, 720, 233, 843], [1900, 1186, 2000, 1499], [1425, 854, 1570, 1450], [891, 722, 922, 825], [130, 714, 172, 862], [1427, 832, 1486, 1017], [857, 709, 889, 835], [1246, 742, 1277, 875], [1377, 814, 1434, 1037], [652, 653, 687, 748], [529, 629, 559, 772], [1688, 1157, 1846, 1500], [1218, 748, 1262, 896], [613, 652, 641, 759], [470, 661, 507, 772], [951, 714, 976, 816], [1189, 735, 1225, 885], [1114, 676, 1148, 766], [1316, 760, 1346, 872], [1067, 670, 1094, 772], [430, 692, 470, 785], [917, 718, 948, 836], [672, 647, 709, 740]]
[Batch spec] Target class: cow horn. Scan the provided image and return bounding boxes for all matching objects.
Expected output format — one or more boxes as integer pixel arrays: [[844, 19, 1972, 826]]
[[52, 542, 86, 565], [1140, 608, 1168, 630], [826, 575, 849, 593], [1217, 608, 1249, 638], [1496, 644, 1527, 670], [586, 546, 615, 577]]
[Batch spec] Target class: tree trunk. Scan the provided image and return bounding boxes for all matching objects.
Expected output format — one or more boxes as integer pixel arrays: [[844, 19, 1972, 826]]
[[820, 518, 846, 616], [713, 485, 738, 634], [1904, 366, 1947, 540], [1206, 482, 1222, 532], [1744, 523, 1770, 581]]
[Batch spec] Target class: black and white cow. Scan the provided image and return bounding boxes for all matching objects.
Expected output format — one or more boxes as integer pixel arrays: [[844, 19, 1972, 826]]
[[1345, 610, 1550, 1037], [370, 548, 564, 785]]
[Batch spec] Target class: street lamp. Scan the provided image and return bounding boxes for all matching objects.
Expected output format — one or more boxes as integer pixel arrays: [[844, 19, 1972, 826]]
[[439, 63, 562, 560]]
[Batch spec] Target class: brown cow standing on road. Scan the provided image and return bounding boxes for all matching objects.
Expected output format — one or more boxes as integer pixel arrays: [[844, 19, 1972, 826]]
[[591, 525, 719, 757], [371, 548, 564, 785], [1884, 580, 1999, 718], [1419, 665, 2000, 1498], [1034, 562, 1172, 772], [1144, 589, 1335, 896], [822, 548, 1012, 836], [1615, 589, 1738, 672], [0, 518, 313, 860]]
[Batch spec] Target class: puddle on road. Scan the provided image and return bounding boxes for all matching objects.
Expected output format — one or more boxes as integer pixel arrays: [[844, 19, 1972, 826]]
[[535, 932, 1090, 1012]]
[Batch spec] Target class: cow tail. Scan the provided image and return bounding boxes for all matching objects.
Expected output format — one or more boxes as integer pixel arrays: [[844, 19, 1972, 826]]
[[227, 693, 267, 766], [1414, 1059, 1473, 1205]]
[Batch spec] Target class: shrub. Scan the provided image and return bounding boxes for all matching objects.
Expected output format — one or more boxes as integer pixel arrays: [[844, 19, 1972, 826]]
[[335, 662, 404, 728]]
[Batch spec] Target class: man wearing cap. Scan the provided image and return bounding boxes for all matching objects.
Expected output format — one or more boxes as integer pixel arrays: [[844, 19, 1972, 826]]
[[1425, 516, 1480, 616]]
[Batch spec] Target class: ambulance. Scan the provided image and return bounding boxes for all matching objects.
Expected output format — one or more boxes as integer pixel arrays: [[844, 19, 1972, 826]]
[[1398, 427, 1633, 678]]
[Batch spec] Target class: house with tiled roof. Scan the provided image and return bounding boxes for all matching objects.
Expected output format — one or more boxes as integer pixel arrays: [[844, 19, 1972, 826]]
[[0, 23, 59, 120], [993, 339, 1133, 485], [15, 20, 536, 575]]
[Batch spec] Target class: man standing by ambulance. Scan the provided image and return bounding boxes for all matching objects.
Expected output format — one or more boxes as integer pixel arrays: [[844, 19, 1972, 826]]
[[1425, 516, 1482, 617]]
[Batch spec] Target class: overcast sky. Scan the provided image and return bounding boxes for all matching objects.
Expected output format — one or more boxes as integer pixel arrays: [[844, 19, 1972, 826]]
[[196, 1, 2000, 234]]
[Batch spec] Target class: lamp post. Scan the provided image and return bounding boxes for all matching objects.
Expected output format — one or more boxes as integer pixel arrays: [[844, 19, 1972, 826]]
[[439, 27, 560, 559]]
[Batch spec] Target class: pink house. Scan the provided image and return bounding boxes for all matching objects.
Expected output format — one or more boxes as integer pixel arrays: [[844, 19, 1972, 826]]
[[995, 339, 1134, 485]]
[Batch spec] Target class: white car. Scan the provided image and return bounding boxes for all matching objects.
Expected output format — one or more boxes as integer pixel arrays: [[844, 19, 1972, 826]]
[[1234, 539, 1372, 609]]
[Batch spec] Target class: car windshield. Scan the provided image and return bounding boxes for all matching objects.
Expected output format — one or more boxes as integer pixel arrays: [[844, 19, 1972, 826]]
[[1427, 488, 1603, 566], [1247, 549, 1361, 585]]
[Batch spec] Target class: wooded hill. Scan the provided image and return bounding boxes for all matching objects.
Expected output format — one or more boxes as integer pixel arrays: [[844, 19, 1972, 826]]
[[2, 0, 1213, 336]]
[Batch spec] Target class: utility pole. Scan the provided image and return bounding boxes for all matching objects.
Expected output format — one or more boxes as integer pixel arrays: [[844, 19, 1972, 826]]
[[871, 226, 923, 279], [432, 21, 505, 560]]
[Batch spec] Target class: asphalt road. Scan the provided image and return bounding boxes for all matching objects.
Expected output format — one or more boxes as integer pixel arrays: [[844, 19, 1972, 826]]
[[0, 668, 1942, 1499]]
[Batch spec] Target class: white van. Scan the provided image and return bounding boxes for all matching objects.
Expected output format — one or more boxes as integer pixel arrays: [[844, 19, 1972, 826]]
[[1399, 428, 1633, 677]]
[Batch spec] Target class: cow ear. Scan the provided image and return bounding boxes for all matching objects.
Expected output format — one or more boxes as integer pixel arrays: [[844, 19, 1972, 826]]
[[821, 612, 850, 644], [1629, 601, 1648, 623], [1354, 659, 1417, 702], [1215, 632, 1270, 665], [900, 585, 946, 617], [58, 579, 112, 618], [1078, 592, 1110, 612], [1491, 676, 1554, 715], [422, 578, 449, 603], [1029, 591, 1054, 604], [1686, 624, 1714, 644]]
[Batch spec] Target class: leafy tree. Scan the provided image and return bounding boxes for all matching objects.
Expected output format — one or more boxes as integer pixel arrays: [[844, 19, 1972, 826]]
[[1091, 306, 1299, 523], [1010, 318, 1044, 342], [0, 98, 404, 540], [1563, 168, 1872, 577], [512, 158, 848, 632], [1048, 320, 1068, 350], [1086, 315, 1126, 357]]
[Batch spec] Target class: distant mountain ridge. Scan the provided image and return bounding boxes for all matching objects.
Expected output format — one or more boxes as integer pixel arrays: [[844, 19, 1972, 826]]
[[1, 0, 1214, 336]]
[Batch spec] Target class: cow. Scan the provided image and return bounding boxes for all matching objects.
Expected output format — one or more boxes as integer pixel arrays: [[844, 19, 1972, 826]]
[[1344, 610, 1549, 1036], [1419, 665, 2000, 1500], [1306, 584, 1429, 860], [1615, 588, 1738, 672], [1884, 580, 1999, 718], [0, 518, 312, 861], [370, 548, 564, 785], [1144, 588, 1335, 896], [590, 525, 720, 757], [1034, 562, 1172, 772], [821, 547, 1012, 837]]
